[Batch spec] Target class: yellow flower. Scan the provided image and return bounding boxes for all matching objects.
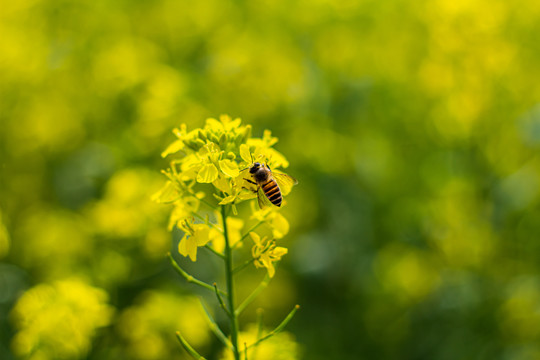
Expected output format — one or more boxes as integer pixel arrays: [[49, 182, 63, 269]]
[[178, 221, 211, 261], [250, 232, 288, 278], [11, 279, 114, 360], [157, 115, 292, 212], [268, 212, 289, 239], [156, 115, 295, 267], [118, 291, 210, 360], [217, 176, 257, 206], [167, 196, 200, 231], [246, 130, 289, 169], [219, 324, 301, 360], [250, 203, 290, 239], [196, 143, 221, 183], [210, 213, 245, 253]]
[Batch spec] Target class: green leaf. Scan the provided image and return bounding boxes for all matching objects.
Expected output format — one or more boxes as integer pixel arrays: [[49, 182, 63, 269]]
[[197, 164, 219, 183], [219, 159, 240, 177]]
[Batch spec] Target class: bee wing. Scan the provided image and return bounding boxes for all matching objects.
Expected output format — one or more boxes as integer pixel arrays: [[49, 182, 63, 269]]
[[257, 186, 273, 209], [272, 171, 298, 196]]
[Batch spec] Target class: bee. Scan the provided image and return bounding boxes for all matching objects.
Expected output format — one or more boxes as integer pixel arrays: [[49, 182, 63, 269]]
[[244, 162, 298, 208]]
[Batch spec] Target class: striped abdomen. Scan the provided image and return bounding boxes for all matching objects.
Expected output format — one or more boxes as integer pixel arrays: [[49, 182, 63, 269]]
[[261, 178, 282, 207]]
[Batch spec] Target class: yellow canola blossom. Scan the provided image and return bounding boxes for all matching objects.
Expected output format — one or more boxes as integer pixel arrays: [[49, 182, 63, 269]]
[[155, 115, 294, 267], [178, 220, 212, 262], [117, 291, 210, 360], [210, 213, 245, 254], [219, 324, 301, 360], [11, 278, 114, 360], [251, 203, 290, 239], [250, 232, 288, 278]]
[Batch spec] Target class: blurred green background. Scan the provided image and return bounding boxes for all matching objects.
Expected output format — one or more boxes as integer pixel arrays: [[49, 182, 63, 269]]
[[2, 0, 540, 359]]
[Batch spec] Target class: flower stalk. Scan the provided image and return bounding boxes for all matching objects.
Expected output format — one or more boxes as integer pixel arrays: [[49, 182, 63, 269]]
[[176, 331, 206, 360], [235, 272, 272, 316], [222, 205, 241, 360], [155, 115, 299, 359], [246, 304, 300, 350], [168, 252, 226, 296]]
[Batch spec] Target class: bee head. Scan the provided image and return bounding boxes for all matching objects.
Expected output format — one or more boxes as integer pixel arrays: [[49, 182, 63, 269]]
[[249, 162, 261, 174]]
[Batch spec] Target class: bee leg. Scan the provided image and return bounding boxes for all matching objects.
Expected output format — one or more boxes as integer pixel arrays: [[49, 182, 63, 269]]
[[242, 186, 258, 194], [244, 178, 257, 185], [265, 156, 272, 169]]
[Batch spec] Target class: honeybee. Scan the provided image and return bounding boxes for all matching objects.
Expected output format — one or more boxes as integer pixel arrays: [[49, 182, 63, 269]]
[[244, 162, 298, 208]]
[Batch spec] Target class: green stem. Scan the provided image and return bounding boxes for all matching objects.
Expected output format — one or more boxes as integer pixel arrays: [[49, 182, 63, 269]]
[[247, 305, 300, 350], [176, 331, 206, 360], [252, 309, 264, 360], [235, 273, 272, 316], [168, 253, 227, 296], [199, 299, 233, 350], [198, 195, 218, 210], [233, 258, 255, 274], [233, 221, 265, 249], [222, 205, 241, 360], [204, 244, 225, 259], [256, 308, 264, 340], [213, 283, 230, 318]]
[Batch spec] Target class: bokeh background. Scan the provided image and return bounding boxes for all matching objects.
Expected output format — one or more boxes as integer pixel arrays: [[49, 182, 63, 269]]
[[2, 0, 540, 359]]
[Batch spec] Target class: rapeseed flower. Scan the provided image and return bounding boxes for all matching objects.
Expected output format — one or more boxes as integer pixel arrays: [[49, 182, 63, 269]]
[[250, 232, 288, 278], [155, 115, 298, 360], [11, 279, 114, 359], [155, 115, 294, 263], [219, 324, 301, 360], [178, 220, 212, 261]]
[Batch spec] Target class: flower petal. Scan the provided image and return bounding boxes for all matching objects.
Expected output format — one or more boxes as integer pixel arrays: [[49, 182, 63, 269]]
[[205, 118, 224, 131], [178, 235, 188, 255], [226, 218, 244, 247], [151, 181, 180, 204], [219, 159, 240, 178], [270, 213, 289, 239], [209, 228, 225, 254], [239, 144, 252, 163], [213, 175, 232, 193], [272, 246, 288, 257], [193, 225, 210, 246], [225, 117, 242, 130], [179, 236, 198, 261], [161, 139, 184, 158], [219, 195, 236, 205], [249, 232, 261, 245], [197, 164, 219, 183], [267, 263, 276, 278]]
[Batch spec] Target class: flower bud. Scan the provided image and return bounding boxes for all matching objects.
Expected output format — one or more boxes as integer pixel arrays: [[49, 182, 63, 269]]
[[219, 133, 228, 148], [209, 133, 220, 145], [198, 130, 207, 141]]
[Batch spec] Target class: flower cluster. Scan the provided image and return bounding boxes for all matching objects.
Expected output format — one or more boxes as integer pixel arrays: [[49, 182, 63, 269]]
[[117, 291, 210, 360], [250, 232, 288, 278], [155, 115, 299, 360], [153, 115, 294, 276], [11, 279, 114, 360]]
